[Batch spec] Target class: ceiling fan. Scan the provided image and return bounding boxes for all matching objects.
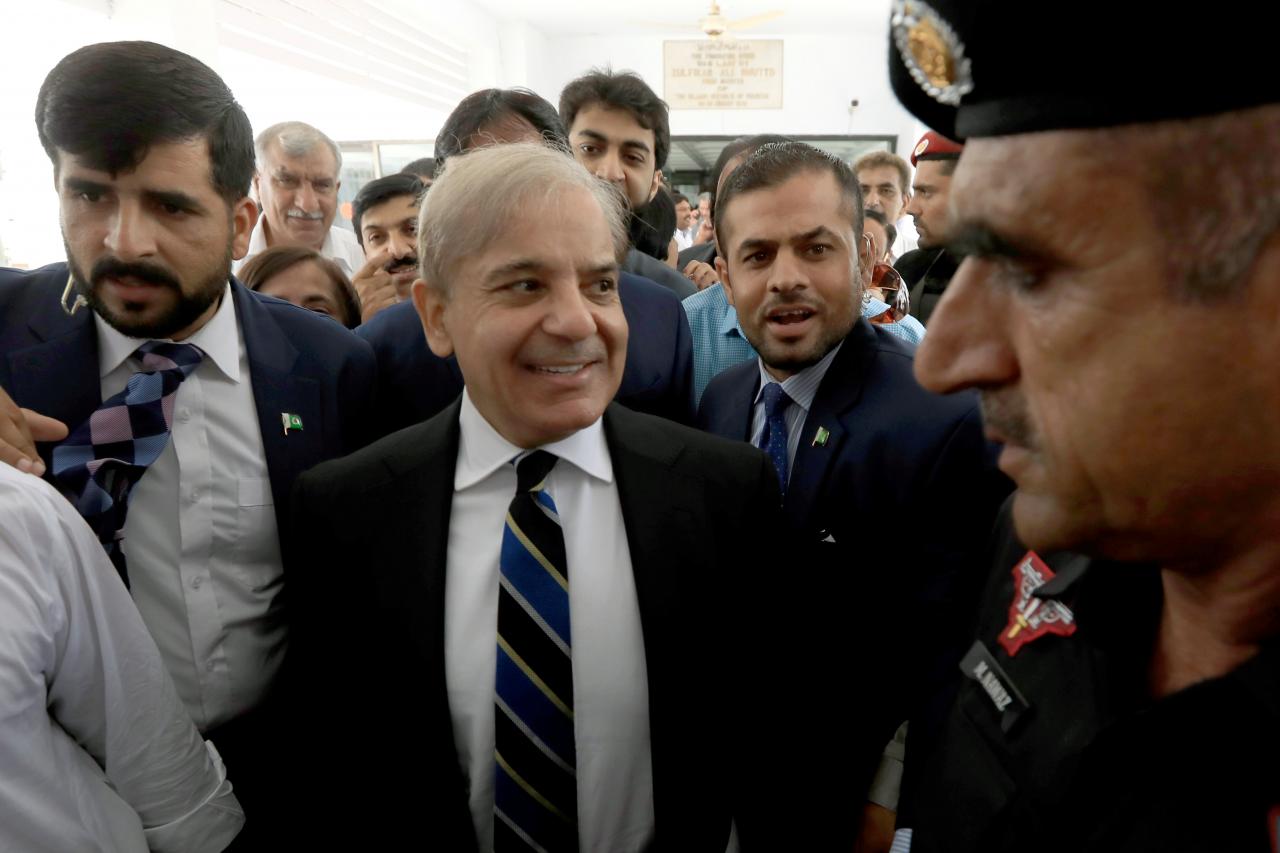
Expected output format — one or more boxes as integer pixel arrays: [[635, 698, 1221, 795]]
[[638, 2, 785, 39], [698, 2, 784, 38]]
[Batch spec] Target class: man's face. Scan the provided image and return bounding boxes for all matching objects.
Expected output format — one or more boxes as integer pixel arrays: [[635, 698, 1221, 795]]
[[716, 169, 862, 379], [914, 133, 1280, 561], [58, 138, 255, 341], [698, 197, 711, 221], [568, 104, 662, 210], [904, 159, 955, 248], [413, 186, 628, 448], [675, 199, 693, 230], [360, 193, 420, 299], [858, 164, 910, 223], [253, 141, 340, 251], [256, 259, 348, 324]]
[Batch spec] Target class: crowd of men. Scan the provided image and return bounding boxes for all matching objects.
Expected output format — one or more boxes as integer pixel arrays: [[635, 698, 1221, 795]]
[[0, 1, 1277, 850]]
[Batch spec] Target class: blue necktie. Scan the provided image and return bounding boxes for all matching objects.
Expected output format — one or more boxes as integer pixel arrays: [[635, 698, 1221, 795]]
[[760, 382, 792, 497], [50, 341, 204, 586], [494, 450, 578, 852]]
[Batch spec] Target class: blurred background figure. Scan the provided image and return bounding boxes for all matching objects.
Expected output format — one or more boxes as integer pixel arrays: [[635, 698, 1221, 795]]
[[238, 246, 362, 329]]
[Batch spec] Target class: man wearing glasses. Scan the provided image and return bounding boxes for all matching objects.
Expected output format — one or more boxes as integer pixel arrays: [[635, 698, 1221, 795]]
[[233, 121, 366, 277], [696, 139, 1009, 844]]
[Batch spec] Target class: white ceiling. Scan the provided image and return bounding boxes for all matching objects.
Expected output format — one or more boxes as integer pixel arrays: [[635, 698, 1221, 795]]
[[471, 0, 891, 38]]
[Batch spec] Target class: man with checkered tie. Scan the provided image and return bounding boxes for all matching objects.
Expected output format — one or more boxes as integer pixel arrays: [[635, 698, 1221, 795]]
[[286, 142, 830, 850], [0, 41, 375, 847]]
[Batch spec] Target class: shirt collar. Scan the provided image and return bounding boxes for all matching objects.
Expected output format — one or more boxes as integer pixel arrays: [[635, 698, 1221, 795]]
[[753, 340, 844, 413], [712, 284, 746, 339], [94, 281, 241, 382], [455, 389, 613, 491]]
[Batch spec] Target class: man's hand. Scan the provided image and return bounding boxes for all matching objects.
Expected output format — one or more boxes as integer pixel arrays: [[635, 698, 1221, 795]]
[[0, 385, 68, 476], [692, 219, 715, 245], [352, 249, 401, 325], [683, 260, 719, 291], [852, 803, 897, 853]]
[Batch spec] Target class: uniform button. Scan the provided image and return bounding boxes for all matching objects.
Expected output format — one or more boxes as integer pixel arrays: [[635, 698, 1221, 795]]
[[191, 576, 203, 589]]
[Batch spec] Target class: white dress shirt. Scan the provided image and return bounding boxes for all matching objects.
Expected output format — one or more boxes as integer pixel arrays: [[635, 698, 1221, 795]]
[[446, 391, 655, 853], [0, 464, 244, 852], [95, 284, 284, 732], [233, 217, 366, 276], [749, 342, 845, 485], [674, 226, 695, 251], [891, 215, 920, 260]]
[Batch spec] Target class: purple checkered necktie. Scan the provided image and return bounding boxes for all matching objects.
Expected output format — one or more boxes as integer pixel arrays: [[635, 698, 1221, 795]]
[[51, 341, 204, 586]]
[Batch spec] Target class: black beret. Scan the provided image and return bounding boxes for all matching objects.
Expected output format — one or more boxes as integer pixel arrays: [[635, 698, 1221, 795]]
[[888, 0, 1280, 141]]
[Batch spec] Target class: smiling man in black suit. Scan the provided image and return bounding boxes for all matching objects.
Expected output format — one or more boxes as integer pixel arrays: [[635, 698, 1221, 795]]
[[288, 142, 816, 850]]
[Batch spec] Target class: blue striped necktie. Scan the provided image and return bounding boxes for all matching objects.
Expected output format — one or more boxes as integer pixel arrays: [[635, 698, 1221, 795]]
[[50, 341, 204, 586], [760, 381, 792, 497], [494, 450, 578, 852]]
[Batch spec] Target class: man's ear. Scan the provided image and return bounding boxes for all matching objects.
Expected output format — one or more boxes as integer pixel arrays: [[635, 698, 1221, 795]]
[[647, 168, 663, 203], [231, 196, 258, 261], [715, 256, 734, 306], [412, 278, 454, 358]]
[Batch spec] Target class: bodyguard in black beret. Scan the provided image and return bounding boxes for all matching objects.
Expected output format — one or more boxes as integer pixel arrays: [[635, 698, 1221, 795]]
[[887, 2, 1280, 851]]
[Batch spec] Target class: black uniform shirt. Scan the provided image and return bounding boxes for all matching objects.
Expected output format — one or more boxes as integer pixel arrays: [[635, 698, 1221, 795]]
[[907, 506, 1280, 853]]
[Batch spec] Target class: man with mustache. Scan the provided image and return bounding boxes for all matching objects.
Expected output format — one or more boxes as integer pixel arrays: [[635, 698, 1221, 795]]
[[0, 41, 376, 847], [894, 131, 963, 325], [696, 140, 1008, 844], [288, 141, 801, 849], [887, 1, 1280, 851], [349, 173, 424, 323], [233, 120, 366, 277]]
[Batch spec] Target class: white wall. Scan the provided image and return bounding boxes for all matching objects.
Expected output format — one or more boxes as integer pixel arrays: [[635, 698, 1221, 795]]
[[541, 31, 922, 156]]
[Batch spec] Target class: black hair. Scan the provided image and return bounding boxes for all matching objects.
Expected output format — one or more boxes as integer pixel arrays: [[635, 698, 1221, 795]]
[[399, 157, 436, 180], [863, 207, 897, 253], [672, 192, 690, 206], [35, 41, 254, 205], [239, 246, 362, 329], [629, 187, 677, 262], [434, 88, 567, 169], [708, 133, 793, 218], [352, 174, 425, 248], [715, 141, 863, 244], [559, 69, 670, 170]]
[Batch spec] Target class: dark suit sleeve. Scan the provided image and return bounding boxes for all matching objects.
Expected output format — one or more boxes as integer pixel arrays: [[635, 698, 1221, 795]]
[[668, 301, 696, 425]]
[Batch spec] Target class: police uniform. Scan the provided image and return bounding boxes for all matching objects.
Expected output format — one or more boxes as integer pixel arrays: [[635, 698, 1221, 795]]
[[885, 0, 1280, 848], [901, 504, 1280, 852]]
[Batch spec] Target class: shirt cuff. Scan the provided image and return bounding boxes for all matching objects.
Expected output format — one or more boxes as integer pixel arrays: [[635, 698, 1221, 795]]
[[142, 740, 245, 853]]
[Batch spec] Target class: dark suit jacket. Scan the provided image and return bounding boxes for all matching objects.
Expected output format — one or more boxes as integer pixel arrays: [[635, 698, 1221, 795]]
[[287, 401, 823, 849], [356, 271, 696, 437], [677, 240, 717, 271], [697, 320, 1011, 801], [623, 246, 697, 299], [0, 262, 377, 846]]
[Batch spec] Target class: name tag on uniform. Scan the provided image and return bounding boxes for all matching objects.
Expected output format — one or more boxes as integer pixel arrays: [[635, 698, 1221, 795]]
[[960, 640, 1031, 733]]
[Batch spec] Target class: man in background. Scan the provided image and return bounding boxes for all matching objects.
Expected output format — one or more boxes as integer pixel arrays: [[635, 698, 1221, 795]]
[[349, 173, 424, 322], [895, 131, 963, 325]]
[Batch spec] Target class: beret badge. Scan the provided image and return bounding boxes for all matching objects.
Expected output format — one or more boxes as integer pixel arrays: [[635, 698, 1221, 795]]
[[891, 0, 973, 107]]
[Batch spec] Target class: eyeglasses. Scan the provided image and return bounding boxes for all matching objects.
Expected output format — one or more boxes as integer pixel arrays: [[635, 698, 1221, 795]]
[[870, 263, 910, 323]]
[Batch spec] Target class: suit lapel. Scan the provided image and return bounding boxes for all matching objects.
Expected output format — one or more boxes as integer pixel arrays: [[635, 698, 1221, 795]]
[[6, 300, 101, 467], [233, 283, 325, 533], [784, 322, 878, 529], [704, 364, 757, 442]]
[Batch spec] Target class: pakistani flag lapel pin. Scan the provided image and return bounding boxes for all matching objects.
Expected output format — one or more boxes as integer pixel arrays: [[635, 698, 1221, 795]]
[[812, 426, 830, 448], [281, 412, 304, 436]]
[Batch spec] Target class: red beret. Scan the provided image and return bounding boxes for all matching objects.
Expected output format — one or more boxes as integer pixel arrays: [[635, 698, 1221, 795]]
[[910, 131, 963, 166]]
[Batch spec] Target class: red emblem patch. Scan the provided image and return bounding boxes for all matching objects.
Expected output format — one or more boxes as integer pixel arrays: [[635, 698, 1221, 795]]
[[998, 551, 1078, 657]]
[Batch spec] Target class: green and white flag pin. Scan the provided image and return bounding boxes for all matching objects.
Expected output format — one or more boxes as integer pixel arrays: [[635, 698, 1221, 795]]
[[281, 412, 304, 436], [812, 426, 830, 447]]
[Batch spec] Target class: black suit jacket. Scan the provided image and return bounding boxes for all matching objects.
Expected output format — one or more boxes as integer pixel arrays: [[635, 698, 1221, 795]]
[[288, 402, 824, 849], [356, 272, 697, 437], [698, 320, 1011, 801]]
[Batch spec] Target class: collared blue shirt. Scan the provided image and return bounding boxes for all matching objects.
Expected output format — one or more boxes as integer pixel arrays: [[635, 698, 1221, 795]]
[[683, 283, 926, 403]]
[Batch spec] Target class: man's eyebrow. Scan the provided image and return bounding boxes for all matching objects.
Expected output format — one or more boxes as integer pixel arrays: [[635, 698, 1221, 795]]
[[145, 188, 207, 214], [579, 262, 620, 277], [946, 222, 1053, 262], [484, 259, 544, 281], [63, 176, 109, 195], [574, 128, 652, 154]]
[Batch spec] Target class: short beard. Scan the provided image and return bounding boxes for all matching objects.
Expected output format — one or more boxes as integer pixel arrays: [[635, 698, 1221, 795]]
[[68, 245, 232, 340]]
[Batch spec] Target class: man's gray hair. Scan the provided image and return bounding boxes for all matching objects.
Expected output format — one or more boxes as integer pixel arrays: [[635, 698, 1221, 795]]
[[417, 142, 630, 292], [255, 120, 342, 173]]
